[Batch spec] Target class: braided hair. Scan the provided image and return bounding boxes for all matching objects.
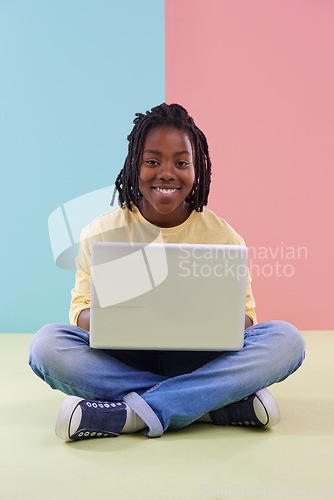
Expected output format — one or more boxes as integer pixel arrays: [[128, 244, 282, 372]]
[[114, 103, 211, 212]]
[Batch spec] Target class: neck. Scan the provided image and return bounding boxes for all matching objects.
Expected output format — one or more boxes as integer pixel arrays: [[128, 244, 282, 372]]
[[137, 199, 193, 228]]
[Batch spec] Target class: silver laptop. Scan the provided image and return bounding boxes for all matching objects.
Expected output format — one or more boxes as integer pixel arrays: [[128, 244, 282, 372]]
[[90, 242, 248, 350]]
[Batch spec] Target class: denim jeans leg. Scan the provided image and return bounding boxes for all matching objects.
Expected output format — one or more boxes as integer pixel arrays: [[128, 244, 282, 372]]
[[29, 323, 169, 436], [29, 323, 167, 401], [29, 321, 305, 438], [129, 320, 305, 434]]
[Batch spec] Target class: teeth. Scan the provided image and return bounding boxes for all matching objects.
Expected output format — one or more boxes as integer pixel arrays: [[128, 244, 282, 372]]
[[155, 188, 178, 194]]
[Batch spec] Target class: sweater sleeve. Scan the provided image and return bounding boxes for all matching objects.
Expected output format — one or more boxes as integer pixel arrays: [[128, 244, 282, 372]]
[[69, 226, 92, 325], [245, 268, 257, 325], [232, 230, 257, 326]]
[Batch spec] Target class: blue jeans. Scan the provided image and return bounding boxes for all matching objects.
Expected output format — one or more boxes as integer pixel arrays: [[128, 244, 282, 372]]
[[29, 321, 305, 437]]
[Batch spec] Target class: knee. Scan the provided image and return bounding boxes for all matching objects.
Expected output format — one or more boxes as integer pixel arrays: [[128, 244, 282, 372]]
[[267, 320, 306, 364], [29, 324, 53, 365], [29, 323, 69, 371]]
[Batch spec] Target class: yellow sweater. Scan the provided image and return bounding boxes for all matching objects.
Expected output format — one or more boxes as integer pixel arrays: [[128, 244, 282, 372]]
[[69, 204, 257, 326]]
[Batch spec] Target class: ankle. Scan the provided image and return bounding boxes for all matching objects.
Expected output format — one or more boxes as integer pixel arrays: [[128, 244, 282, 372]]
[[197, 412, 213, 424], [121, 403, 146, 433]]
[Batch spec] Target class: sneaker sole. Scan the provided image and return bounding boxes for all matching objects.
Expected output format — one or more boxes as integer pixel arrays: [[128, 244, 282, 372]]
[[255, 388, 281, 427], [55, 396, 84, 441]]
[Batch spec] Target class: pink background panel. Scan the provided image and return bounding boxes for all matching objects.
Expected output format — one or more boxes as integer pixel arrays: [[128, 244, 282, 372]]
[[166, 0, 334, 330]]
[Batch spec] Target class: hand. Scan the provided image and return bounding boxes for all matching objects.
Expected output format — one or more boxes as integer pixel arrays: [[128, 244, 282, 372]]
[[245, 315, 253, 330], [77, 309, 90, 332]]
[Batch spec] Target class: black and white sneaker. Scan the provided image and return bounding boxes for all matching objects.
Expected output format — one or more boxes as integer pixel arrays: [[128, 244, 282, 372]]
[[55, 396, 127, 441], [210, 388, 281, 428]]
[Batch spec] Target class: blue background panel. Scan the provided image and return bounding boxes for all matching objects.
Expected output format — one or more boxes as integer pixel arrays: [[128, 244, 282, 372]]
[[0, 0, 165, 332]]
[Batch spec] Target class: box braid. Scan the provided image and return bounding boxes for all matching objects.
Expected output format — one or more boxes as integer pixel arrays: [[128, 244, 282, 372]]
[[114, 103, 212, 212]]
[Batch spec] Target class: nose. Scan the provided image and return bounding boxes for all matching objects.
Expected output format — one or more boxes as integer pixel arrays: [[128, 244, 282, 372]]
[[158, 161, 175, 181]]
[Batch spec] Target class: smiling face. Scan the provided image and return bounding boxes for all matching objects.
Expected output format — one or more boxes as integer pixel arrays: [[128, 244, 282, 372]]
[[138, 127, 196, 227]]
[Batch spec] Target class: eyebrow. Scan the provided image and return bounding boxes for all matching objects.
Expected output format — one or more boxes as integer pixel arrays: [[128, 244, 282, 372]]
[[143, 149, 191, 156]]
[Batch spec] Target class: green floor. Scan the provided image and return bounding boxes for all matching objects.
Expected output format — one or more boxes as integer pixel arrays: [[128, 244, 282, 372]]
[[1, 332, 333, 500]]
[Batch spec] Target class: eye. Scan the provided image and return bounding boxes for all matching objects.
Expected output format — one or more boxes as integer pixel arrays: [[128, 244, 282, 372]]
[[175, 161, 189, 167], [145, 160, 159, 166]]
